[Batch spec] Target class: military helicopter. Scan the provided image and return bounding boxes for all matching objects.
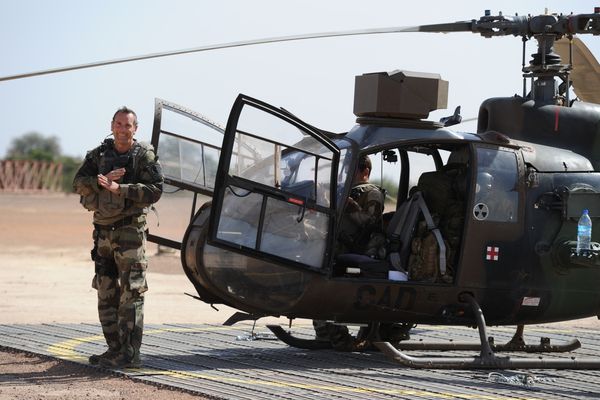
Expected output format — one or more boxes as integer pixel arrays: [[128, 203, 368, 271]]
[[147, 10, 600, 370], [3, 9, 600, 370]]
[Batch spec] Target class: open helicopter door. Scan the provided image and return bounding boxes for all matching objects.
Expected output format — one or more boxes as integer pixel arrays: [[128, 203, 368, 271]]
[[148, 98, 225, 249], [208, 94, 340, 271]]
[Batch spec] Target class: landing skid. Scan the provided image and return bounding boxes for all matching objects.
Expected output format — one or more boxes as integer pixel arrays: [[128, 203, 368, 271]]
[[266, 325, 333, 350], [397, 325, 581, 353], [375, 294, 600, 369]]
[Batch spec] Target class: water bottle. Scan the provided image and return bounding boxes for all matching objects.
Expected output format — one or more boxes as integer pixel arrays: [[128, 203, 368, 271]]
[[576, 209, 592, 255]]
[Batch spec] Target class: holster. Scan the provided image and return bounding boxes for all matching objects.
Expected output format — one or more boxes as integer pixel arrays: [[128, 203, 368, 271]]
[[91, 227, 118, 278], [94, 256, 119, 278]]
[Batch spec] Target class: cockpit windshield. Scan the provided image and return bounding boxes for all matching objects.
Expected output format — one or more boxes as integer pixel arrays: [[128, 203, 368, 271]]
[[474, 147, 519, 223]]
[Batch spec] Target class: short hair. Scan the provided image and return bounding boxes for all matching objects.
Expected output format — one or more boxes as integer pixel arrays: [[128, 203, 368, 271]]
[[112, 106, 138, 127], [358, 154, 372, 172]]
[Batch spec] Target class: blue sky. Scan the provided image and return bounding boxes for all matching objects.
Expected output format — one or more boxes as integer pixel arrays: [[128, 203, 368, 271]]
[[1, 0, 598, 158]]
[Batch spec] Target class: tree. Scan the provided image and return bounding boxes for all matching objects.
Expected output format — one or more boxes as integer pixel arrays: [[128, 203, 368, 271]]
[[5, 132, 61, 161], [58, 155, 83, 193]]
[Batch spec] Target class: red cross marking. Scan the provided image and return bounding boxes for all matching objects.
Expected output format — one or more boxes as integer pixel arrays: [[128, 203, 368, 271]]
[[486, 246, 499, 261]]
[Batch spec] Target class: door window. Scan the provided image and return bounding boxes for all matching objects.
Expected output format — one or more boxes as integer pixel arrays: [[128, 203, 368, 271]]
[[210, 95, 340, 270], [147, 99, 225, 249]]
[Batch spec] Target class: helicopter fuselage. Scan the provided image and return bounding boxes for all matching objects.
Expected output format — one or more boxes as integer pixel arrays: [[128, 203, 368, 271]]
[[178, 98, 600, 327]]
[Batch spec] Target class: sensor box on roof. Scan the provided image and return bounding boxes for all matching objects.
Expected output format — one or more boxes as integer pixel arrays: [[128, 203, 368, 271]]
[[353, 70, 448, 119]]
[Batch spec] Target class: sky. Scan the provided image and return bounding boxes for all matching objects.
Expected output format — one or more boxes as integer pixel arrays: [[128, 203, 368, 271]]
[[1, 0, 599, 159]]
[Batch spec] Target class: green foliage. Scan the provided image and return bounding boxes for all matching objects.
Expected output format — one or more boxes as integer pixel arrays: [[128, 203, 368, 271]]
[[58, 155, 83, 193], [6, 132, 61, 161], [380, 177, 399, 201]]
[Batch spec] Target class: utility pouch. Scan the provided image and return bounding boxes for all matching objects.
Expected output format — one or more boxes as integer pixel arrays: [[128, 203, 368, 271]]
[[95, 257, 119, 278], [97, 189, 125, 218]]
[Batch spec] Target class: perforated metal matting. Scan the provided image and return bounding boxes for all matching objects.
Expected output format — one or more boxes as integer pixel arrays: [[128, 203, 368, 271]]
[[2, 322, 600, 399]]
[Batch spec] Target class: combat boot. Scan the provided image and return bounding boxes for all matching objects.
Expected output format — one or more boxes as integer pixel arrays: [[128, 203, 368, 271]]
[[88, 348, 119, 365], [99, 352, 141, 369]]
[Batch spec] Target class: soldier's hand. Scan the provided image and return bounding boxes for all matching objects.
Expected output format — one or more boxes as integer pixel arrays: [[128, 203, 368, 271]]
[[97, 174, 121, 194], [106, 168, 126, 182]]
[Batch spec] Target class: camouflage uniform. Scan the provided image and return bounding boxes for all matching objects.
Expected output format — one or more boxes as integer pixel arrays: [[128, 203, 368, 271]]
[[73, 138, 163, 366], [337, 183, 385, 256]]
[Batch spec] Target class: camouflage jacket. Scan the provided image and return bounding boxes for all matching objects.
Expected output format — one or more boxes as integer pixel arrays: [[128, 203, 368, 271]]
[[337, 182, 385, 255], [73, 138, 163, 225]]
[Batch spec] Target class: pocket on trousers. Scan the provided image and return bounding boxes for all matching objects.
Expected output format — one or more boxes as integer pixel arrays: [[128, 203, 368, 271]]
[[129, 262, 148, 293]]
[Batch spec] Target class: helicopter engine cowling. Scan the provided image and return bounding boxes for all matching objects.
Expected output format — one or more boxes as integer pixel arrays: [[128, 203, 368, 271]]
[[477, 96, 600, 170]]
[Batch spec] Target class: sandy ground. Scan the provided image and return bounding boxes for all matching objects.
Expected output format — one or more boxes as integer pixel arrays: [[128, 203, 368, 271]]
[[1, 193, 599, 399]]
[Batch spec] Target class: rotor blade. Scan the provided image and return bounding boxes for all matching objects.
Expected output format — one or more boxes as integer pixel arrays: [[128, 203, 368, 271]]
[[412, 22, 473, 33], [0, 25, 448, 83], [555, 37, 600, 104]]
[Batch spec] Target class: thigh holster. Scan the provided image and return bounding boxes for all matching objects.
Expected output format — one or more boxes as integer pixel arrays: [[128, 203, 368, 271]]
[[94, 256, 118, 278]]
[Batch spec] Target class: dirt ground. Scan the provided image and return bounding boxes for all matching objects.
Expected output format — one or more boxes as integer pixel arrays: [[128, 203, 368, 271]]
[[1, 193, 599, 399]]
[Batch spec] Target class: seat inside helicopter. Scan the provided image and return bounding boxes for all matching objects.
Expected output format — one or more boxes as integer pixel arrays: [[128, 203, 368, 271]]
[[332, 144, 471, 284]]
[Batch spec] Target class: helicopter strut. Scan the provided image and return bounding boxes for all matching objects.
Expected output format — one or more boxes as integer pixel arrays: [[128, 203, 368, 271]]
[[374, 294, 600, 369]]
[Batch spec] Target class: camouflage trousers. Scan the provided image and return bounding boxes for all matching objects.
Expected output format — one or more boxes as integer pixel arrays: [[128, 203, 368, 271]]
[[91, 222, 148, 361]]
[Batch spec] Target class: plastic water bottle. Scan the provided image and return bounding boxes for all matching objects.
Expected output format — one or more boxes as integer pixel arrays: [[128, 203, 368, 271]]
[[576, 209, 592, 255]]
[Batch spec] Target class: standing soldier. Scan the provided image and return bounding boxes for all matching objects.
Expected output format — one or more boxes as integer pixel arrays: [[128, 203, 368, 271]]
[[73, 106, 163, 368]]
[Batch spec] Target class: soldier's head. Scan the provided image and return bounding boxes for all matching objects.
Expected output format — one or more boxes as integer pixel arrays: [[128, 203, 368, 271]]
[[111, 106, 138, 153], [354, 154, 372, 184], [112, 106, 138, 127]]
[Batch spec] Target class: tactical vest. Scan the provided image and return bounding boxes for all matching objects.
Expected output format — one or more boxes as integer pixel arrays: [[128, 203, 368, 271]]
[[80, 139, 148, 217]]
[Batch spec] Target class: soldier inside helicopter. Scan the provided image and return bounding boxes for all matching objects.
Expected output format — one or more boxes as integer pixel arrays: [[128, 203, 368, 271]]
[[333, 144, 472, 284]]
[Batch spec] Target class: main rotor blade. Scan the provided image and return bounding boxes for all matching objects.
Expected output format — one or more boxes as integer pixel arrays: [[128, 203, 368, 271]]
[[555, 37, 600, 104], [0, 25, 439, 82]]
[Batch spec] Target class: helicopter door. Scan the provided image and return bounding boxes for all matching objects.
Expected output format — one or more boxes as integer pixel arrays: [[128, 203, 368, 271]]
[[150, 98, 224, 195], [148, 98, 225, 249], [208, 94, 340, 270]]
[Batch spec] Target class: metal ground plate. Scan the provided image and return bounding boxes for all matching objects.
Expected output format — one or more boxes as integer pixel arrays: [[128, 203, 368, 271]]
[[1, 322, 600, 399]]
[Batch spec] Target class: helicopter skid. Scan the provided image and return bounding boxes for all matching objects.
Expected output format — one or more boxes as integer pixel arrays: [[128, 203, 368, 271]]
[[266, 325, 333, 350], [374, 341, 600, 369], [395, 337, 581, 353], [375, 294, 599, 369]]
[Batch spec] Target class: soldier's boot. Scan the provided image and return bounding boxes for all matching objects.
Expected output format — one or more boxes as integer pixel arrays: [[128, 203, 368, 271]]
[[329, 324, 355, 352], [313, 321, 356, 351], [88, 347, 120, 365], [99, 351, 141, 369], [94, 319, 120, 365], [312, 320, 331, 342]]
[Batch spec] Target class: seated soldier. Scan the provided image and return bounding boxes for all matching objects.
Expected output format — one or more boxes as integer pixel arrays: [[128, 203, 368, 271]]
[[337, 154, 386, 258]]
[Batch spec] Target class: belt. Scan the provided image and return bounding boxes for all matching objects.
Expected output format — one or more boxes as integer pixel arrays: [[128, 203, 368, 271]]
[[94, 215, 142, 231]]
